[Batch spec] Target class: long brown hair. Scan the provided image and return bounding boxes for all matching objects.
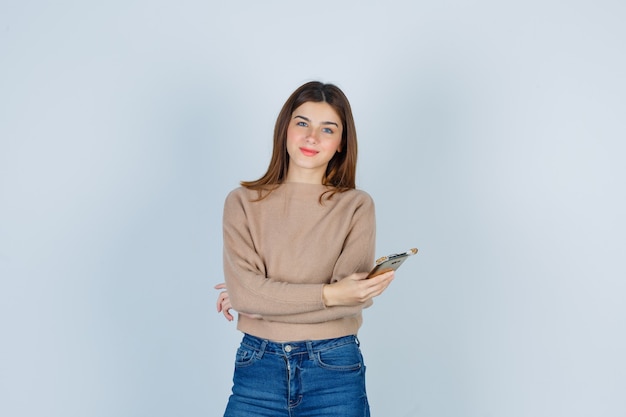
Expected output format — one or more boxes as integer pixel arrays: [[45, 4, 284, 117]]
[[241, 81, 358, 200]]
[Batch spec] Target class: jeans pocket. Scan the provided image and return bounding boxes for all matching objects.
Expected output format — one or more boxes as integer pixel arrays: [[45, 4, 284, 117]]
[[234, 344, 258, 368], [315, 341, 363, 371]]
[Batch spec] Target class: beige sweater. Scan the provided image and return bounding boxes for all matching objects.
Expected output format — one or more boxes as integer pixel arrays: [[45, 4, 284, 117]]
[[222, 183, 376, 341]]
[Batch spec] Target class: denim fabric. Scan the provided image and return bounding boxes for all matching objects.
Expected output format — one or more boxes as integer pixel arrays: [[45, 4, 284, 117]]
[[224, 333, 370, 417]]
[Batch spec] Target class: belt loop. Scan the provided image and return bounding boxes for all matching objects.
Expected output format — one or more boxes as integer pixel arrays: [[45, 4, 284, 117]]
[[355, 335, 360, 347], [256, 339, 268, 359], [306, 341, 315, 360]]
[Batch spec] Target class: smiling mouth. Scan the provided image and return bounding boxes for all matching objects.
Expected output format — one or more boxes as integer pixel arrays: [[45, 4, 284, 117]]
[[300, 148, 319, 157]]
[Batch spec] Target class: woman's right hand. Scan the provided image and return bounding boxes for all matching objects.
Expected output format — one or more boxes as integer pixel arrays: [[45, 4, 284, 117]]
[[322, 270, 395, 307], [215, 282, 263, 321], [215, 283, 235, 321]]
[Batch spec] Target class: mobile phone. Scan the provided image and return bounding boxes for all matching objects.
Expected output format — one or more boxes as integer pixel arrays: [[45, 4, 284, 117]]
[[366, 248, 418, 278]]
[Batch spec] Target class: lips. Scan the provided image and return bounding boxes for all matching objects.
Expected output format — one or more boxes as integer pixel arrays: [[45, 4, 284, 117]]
[[300, 147, 319, 157]]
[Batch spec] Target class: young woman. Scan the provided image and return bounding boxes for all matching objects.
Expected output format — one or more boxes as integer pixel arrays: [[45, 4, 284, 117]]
[[215, 81, 395, 416]]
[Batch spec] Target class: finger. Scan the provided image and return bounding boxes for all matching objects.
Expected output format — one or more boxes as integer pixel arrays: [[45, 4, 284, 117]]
[[360, 271, 393, 290], [216, 291, 228, 312], [219, 304, 233, 321], [222, 297, 234, 321], [365, 272, 394, 298], [370, 270, 394, 282], [216, 293, 223, 312], [217, 291, 234, 321], [214, 283, 226, 290]]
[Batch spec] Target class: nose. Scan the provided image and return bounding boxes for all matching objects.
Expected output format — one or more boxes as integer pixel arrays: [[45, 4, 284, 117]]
[[306, 128, 319, 143]]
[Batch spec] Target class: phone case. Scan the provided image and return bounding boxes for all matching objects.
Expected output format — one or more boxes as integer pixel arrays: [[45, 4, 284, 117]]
[[367, 248, 418, 278]]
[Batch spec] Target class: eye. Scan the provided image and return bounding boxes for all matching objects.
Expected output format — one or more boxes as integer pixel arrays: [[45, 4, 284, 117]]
[[322, 127, 334, 134], [296, 121, 308, 127]]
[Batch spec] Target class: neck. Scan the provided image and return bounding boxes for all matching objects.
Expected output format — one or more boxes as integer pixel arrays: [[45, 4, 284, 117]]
[[285, 169, 324, 184]]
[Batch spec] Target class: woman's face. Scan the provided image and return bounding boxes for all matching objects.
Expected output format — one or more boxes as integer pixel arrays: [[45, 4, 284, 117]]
[[285, 101, 343, 184]]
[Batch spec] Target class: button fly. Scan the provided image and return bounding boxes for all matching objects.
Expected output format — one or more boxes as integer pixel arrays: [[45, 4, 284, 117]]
[[284, 345, 292, 353]]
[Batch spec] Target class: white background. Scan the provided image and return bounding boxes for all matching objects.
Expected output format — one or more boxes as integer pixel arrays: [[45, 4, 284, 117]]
[[1, 1, 625, 416]]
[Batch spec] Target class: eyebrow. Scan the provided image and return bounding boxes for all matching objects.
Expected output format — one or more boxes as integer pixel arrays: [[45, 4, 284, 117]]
[[294, 115, 340, 128]]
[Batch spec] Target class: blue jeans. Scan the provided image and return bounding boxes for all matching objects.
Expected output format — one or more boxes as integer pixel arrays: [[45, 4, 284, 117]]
[[224, 333, 370, 417]]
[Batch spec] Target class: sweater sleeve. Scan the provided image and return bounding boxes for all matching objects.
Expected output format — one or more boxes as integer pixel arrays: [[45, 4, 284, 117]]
[[223, 189, 327, 316], [258, 191, 376, 324]]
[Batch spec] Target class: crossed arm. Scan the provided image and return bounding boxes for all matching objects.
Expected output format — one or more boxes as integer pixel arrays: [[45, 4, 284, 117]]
[[214, 270, 395, 322]]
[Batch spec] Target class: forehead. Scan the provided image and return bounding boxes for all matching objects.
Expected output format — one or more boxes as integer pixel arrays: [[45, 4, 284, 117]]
[[291, 101, 341, 123]]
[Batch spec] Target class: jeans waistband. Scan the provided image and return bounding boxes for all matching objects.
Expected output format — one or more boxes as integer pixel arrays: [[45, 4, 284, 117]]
[[241, 333, 359, 358]]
